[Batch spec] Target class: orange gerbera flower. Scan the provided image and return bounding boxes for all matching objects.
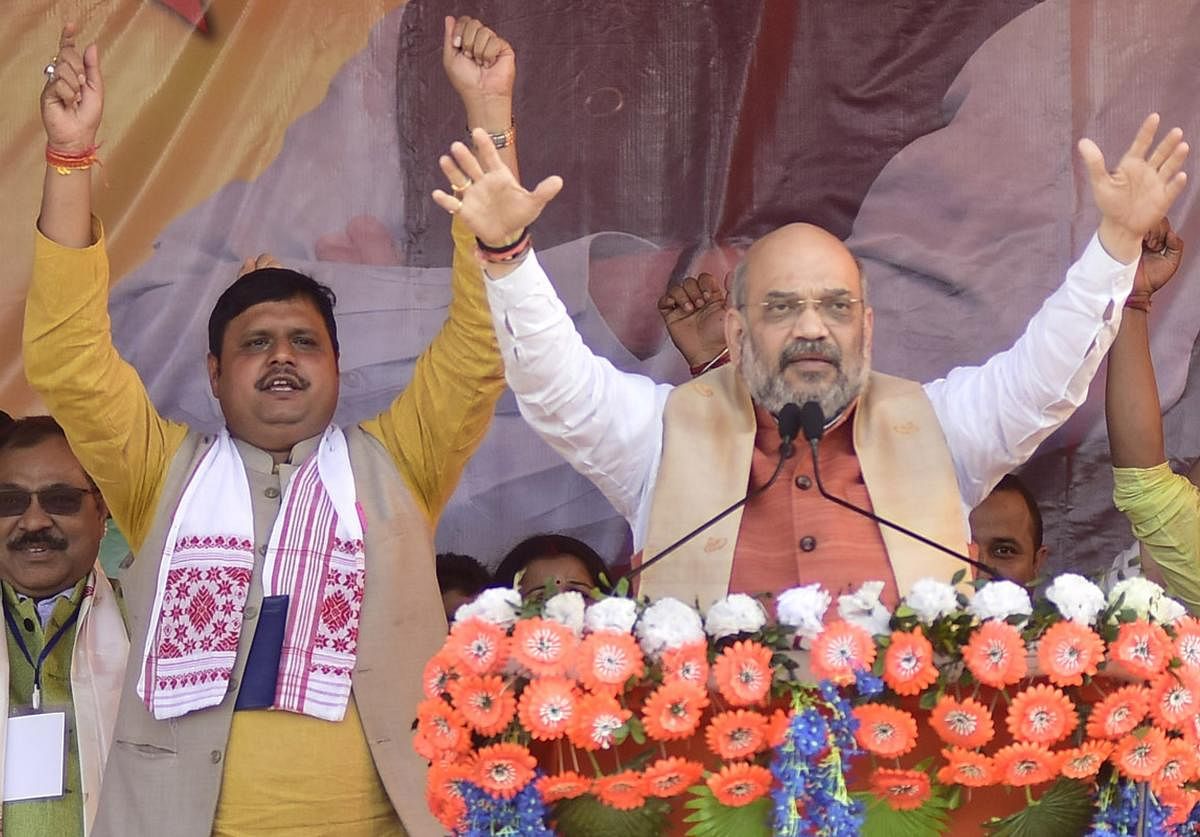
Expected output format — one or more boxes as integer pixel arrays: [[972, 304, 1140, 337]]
[[713, 640, 775, 706], [643, 757, 705, 798], [1109, 620, 1172, 680], [416, 697, 472, 755], [882, 628, 939, 696], [577, 630, 645, 694], [536, 771, 591, 803], [1059, 741, 1113, 779], [517, 677, 579, 741], [1005, 684, 1078, 745], [1153, 738, 1199, 792], [1085, 685, 1150, 740], [705, 710, 770, 760], [1173, 616, 1200, 678], [446, 617, 508, 675], [426, 761, 472, 832], [937, 747, 995, 788], [869, 768, 931, 811], [853, 703, 919, 757], [992, 742, 1060, 787], [641, 680, 709, 741], [661, 640, 709, 687], [1160, 787, 1200, 828], [568, 692, 631, 751], [1148, 672, 1200, 731], [1112, 727, 1169, 781], [962, 620, 1027, 688], [765, 708, 791, 748], [930, 695, 995, 749], [511, 618, 578, 678], [448, 673, 517, 737], [474, 742, 538, 799], [809, 620, 877, 685], [1037, 620, 1105, 687], [594, 770, 646, 810], [707, 762, 774, 807], [423, 650, 458, 699]]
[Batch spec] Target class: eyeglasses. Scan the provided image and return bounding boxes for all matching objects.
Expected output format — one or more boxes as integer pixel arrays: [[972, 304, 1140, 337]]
[[0, 487, 97, 518], [742, 294, 863, 327]]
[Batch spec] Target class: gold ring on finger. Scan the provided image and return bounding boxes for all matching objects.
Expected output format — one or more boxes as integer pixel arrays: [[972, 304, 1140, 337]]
[[450, 197, 463, 215], [451, 179, 472, 195]]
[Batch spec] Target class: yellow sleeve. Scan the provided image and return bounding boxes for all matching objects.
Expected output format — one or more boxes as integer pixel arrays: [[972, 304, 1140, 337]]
[[24, 221, 187, 551], [1112, 462, 1200, 614], [360, 219, 505, 524]]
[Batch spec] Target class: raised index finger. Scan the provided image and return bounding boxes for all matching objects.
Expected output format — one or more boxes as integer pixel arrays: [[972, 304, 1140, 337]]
[[59, 22, 78, 50]]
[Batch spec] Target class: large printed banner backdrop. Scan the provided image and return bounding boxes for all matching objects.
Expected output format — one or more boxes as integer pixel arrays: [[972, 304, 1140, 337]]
[[3, 1, 1200, 576]]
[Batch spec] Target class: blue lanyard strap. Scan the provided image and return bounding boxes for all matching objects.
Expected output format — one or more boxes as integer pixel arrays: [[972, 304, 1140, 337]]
[[3, 595, 83, 710]]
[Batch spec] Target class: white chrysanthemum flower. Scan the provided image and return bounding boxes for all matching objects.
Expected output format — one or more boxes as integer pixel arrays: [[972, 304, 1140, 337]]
[[1152, 595, 1188, 624], [775, 584, 831, 641], [837, 581, 892, 637], [704, 593, 767, 640], [453, 586, 522, 628], [906, 578, 959, 626], [585, 597, 639, 635], [1108, 577, 1166, 620], [967, 580, 1032, 623], [1044, 573, 1106, 625], [635, 597, 705, 658], [544, 591, 586, 636]]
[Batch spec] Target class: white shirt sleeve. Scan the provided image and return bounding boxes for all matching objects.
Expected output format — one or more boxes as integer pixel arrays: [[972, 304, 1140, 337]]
[[924, 232, 1136, 509], [485, 251, 672, 546]]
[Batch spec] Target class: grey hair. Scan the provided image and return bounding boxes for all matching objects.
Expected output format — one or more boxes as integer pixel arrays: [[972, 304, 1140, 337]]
[[728, 254, 868, 311]]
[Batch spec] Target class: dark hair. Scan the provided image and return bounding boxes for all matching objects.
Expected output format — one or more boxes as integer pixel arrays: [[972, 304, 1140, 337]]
[[207, 268, 340, 358], [0, 415, 67, 453], [0, 410, 11, 428], [493, 534, 610, 592], [436, 552, 491, 597], [992, 473, 1043, 550]]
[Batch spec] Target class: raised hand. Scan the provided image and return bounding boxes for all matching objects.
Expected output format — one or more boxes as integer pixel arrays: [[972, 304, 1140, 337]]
[[431, 129, 562, 248], [657, 273, 730, 368], [1079, 114, 1189, 263], [443, 16, 515, 108], [1132, 218, 1184, 298], [41, 23, 103, 154], [238, 253, 283, 278]]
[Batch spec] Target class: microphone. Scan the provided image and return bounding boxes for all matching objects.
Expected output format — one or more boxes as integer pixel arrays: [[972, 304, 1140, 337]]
[[624, 404, 803, 583], [799, 400, 1004, 580]]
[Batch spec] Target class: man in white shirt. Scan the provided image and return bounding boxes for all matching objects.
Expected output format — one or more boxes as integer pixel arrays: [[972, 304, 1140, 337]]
[[433, 115, 1187, 608]]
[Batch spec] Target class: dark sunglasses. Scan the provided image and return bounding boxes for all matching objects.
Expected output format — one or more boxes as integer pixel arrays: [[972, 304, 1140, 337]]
[[0, 487, 97, 517]]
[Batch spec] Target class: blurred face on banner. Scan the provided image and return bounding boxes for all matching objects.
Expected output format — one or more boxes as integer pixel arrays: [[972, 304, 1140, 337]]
[[727, 224, 873, 420], [207, 296, 341, 457]]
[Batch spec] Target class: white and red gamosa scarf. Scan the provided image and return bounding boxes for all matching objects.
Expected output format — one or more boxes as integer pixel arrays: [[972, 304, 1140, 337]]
[[137, 427, 365, 721]]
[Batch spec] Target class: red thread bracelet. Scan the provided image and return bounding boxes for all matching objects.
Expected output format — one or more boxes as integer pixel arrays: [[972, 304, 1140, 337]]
[[46, 144, 101, 174]]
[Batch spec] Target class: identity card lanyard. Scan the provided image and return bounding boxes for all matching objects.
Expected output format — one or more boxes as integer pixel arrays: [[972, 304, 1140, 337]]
[[3, 599, 83, 710]]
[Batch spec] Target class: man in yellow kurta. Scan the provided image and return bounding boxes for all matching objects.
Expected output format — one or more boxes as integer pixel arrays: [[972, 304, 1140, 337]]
[[25, 17, 518, 837]]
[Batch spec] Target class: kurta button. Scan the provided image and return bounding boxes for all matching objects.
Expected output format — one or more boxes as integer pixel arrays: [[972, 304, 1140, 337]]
[[258, 544, 267, 557], [21, 618, 34, 632], [210, 750, 223, 764], [794, 475, 812, 490], [228, 677, 239, 693], [243, 605, 258, 620], [264, 486, 280, 499], [799, 536, 817, 552]]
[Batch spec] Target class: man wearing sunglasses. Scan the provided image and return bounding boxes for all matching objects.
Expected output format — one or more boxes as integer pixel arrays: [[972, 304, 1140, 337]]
[[0, 416, 127, 836]]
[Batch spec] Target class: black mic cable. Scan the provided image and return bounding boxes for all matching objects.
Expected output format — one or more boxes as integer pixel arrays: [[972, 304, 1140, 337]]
[[797, 400, 1004, 581], [623, 403, 804, 584]]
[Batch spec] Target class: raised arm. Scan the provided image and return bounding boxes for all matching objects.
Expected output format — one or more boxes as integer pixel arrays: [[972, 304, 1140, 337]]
[[25, 24, 186, 549], [926, 114, 1190, 507], [361, 17, 516, 522], [430, 111, 672, 537]]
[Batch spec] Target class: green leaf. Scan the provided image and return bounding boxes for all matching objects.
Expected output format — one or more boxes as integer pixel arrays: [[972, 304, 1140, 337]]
[[918, 689, 940, 710], [628, 716, 647, 745], [853, 790, 952, 837], [552, 794, 669, 837], [682, 783, 772, 836], [951, 568, 967, 586], [983, 779, 1094, 837]]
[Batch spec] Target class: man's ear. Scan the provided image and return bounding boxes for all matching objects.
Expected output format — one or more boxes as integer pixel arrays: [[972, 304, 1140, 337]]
[[1033, 545, 1049, 574], [207, 352, 221, 398], [725, 308, 746, 365], [862, 305, 875, 355]]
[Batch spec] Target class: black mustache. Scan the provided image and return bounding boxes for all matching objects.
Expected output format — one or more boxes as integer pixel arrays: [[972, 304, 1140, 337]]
[[8, 531, 68, 551], [779, 340, 841, 371], [256, 368, 309, 391]]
